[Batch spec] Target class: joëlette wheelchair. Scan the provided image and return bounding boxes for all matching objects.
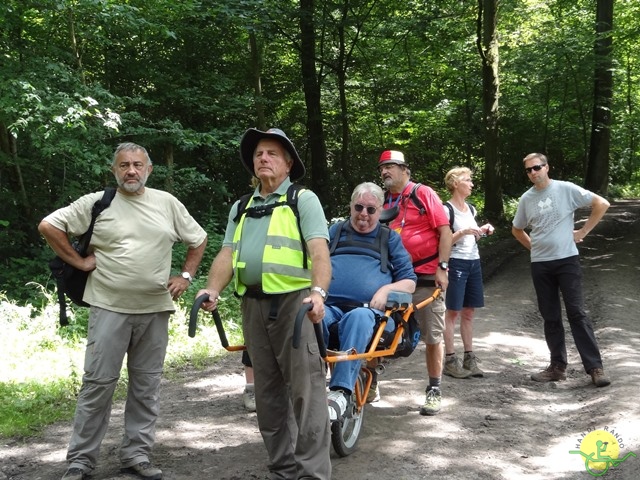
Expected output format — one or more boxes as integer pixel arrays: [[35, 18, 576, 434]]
[[189, 286, 442, 458]]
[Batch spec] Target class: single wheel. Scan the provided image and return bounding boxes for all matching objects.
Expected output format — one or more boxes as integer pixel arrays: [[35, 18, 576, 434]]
[[331, 371, 365, 457]]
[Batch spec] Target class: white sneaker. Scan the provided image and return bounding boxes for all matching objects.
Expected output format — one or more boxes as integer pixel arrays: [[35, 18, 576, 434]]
[[327, 390, 348, 421], [243, 386, 256, 412]]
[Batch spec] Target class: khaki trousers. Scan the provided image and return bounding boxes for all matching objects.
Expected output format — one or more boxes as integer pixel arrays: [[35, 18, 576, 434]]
[[242, 290, 332, 480], [66, 307, 169, 472]]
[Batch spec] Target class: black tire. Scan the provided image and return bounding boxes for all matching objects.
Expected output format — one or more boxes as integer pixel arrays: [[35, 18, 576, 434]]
[[330, 371, 365, 457]]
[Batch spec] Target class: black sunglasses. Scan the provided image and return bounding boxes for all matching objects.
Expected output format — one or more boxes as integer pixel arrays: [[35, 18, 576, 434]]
[[354, 204, 378, 215], [525, 164, 546, 174]]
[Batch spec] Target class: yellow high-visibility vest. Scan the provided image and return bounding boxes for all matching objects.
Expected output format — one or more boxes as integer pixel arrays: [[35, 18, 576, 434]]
[[232, 191, 311, 295]]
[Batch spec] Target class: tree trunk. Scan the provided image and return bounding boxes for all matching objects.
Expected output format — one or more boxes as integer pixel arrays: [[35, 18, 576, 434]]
[[164, 143, 174, 194], [477, 0, 503, 220], [299, 0, 329, 211], [249, 32, 266, 130], [585, 0, 613, 194]]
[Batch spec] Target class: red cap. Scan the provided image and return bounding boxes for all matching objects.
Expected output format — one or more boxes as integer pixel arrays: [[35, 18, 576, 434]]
[[378, 150, 407, 167]]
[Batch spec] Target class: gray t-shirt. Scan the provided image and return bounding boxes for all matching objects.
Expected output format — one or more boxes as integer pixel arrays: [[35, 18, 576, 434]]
[[44, 188, 207, 313], [512, 180, 592, 262], [222, 178, 329, 286]]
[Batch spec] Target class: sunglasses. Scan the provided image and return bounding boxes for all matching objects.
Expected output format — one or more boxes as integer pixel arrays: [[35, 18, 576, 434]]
[[525, 164, 546, 174], [354, 204, 378, 215]]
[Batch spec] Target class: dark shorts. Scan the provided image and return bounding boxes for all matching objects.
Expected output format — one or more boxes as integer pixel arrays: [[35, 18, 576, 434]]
[[445, 258, 484, 310]]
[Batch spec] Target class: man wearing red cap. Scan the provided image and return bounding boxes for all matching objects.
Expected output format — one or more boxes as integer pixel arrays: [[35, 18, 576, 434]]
[[378, 150, 452, 415], [198, 128, 332, 479]]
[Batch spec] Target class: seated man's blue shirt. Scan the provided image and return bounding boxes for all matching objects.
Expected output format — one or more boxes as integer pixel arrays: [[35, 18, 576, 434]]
[[327, 222, 416, 306]]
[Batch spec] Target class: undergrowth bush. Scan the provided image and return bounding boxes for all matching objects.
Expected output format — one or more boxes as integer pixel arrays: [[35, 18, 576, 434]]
[[0, 284, 243, 439]]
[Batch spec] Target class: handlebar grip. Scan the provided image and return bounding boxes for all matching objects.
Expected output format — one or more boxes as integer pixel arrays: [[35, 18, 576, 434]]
[[189, 294, 210, 338]]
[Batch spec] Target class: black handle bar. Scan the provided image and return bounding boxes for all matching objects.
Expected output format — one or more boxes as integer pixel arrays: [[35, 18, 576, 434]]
[[189, 294, 228, 348], [292, 303, 327, 358]]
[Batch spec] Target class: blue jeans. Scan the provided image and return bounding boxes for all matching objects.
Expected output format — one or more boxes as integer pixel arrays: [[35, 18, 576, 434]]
[[530, 256, 603, 373], [323, 305, 392, 393]]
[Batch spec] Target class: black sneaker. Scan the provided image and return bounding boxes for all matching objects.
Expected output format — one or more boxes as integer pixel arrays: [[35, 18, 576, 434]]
[[121, 461, 162, 479]]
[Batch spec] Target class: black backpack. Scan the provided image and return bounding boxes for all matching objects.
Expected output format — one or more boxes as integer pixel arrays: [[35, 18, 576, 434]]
[[49, 187, 117, 326], [376, 292, 421, 358]]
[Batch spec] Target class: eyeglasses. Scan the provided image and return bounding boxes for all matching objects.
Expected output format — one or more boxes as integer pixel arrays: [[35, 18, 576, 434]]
[[354, 204, 378, 215], [525, 164, 546, 174]]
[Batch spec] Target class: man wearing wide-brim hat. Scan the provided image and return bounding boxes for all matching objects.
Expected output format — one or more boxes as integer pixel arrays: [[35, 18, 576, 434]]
[[198, 128, 332, 479]]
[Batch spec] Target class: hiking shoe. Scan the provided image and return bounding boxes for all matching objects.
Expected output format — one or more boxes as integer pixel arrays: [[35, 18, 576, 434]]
[[589, 368, 611, 388], [443, 355, 473, 379], [531, 364, 566, 382], [61, 468, 87, 480], [366, 382, 380, 403], [121, 461, 163, 480], [463, 352, 484, 378], [419, 387, 442, 416], [243, 386, 256, 412], [327, 390, 349, 421]]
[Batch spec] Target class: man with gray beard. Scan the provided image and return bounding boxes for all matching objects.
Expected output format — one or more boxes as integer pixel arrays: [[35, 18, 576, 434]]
[[39, 143, 207, 480]]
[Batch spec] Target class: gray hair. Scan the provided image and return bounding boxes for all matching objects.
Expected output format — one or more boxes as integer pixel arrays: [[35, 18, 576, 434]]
[[112, 142, 152, 166], [351, 182, 384, 206]]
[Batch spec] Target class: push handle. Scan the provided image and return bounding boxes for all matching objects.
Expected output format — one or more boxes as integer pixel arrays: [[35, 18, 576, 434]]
[[189, 294, 229, 348]]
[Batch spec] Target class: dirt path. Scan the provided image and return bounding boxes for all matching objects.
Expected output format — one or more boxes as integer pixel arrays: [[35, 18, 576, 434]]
[[2, 200, 640, 480]]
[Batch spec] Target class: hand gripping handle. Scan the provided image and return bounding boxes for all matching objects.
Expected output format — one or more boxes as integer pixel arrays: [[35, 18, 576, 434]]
[[292, 303, 327, 358]]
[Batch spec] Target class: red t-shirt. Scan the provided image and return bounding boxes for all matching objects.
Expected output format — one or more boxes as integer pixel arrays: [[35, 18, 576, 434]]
[[384, 182, 449, 275]]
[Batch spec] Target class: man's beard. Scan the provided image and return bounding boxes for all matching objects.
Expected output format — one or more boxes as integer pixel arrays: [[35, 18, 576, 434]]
[[117, 174, 148, 193]]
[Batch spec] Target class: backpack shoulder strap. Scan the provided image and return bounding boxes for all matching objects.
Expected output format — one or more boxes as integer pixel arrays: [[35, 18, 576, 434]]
[[443, 201, 454, 232], [78, 187, 117, 254], [287, 184, 308, 269], [92, 187, 116, 216], [379, 224, 390, 273], [328, 220, 348, 255], [409, 183, 427, 215], [232, 192, 253, 223]]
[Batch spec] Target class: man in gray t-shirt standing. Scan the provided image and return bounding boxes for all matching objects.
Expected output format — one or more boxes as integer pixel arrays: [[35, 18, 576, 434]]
[[512, 152, 611, 388]]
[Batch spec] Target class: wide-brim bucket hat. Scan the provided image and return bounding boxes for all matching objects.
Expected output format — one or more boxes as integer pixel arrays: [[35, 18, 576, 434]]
[[239, 128, 306, 181]]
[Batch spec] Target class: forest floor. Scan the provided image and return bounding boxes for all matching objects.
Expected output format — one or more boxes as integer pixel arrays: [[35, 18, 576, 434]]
[[2, 199, 640, 480]]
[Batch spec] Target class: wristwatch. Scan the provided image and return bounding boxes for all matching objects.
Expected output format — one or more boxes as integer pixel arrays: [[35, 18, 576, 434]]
[[438, 261, 449, 271], [181, 271, 193, 283], [311, 286, 327, 300]]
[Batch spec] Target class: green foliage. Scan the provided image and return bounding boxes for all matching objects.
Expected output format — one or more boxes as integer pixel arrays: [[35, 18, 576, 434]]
[[0, 288, 243, 439]]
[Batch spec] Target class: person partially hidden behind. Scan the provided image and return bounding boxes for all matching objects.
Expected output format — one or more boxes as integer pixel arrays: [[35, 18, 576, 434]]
[[324, 182, 416, 421], [512, 152, 611, 388], [39, 142, 208, 480]]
